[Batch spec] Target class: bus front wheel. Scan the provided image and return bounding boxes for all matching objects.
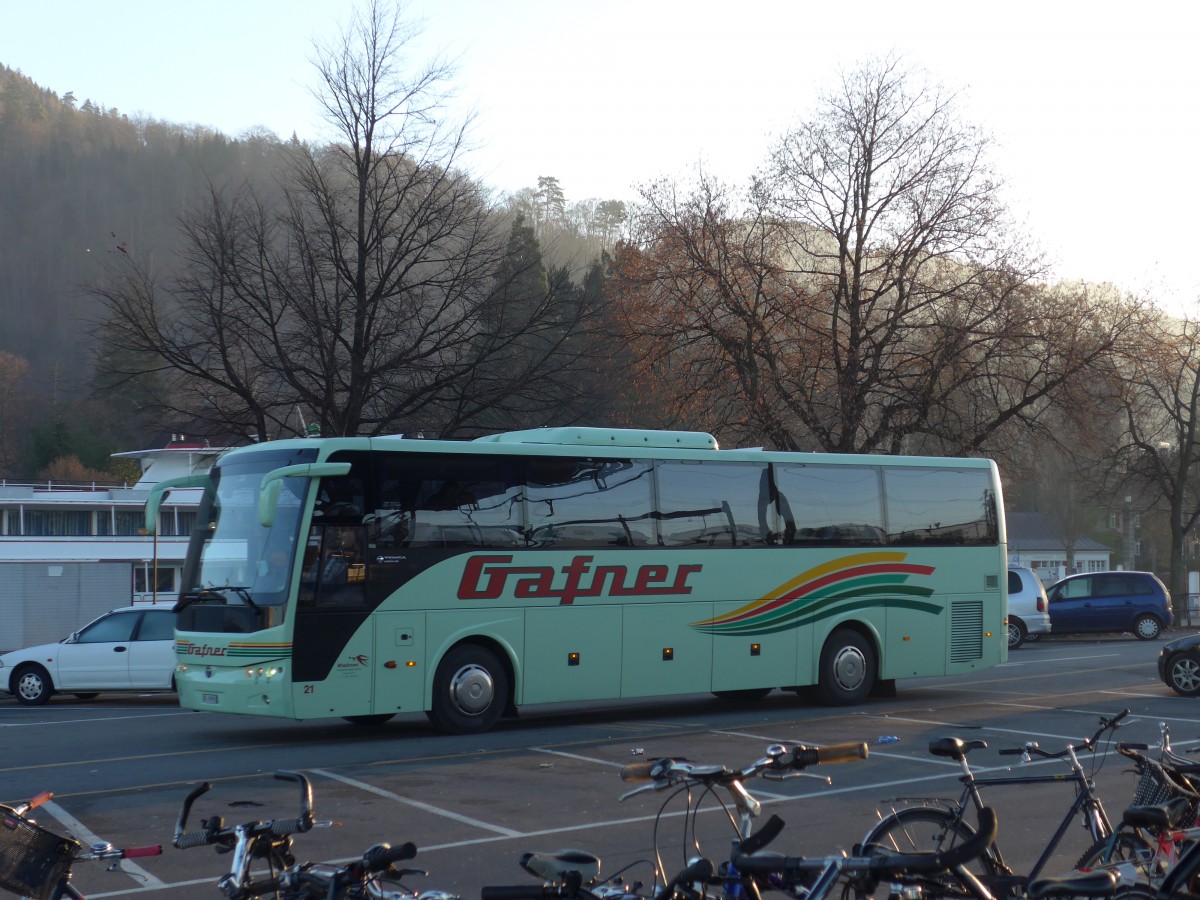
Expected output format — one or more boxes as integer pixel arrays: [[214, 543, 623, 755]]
[[815, 628, 876, 706], [429, 644, 510, 734]]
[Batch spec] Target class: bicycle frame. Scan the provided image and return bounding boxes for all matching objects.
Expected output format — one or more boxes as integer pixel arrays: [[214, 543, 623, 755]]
[[954, 758, 1113, 884]]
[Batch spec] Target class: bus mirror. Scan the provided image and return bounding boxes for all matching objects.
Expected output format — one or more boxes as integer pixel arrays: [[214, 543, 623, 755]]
[[257, 462, 352, 527], [145, 474, 212, 535]]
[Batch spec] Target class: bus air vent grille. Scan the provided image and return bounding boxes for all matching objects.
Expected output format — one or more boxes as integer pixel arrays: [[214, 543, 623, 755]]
[[950, 601, 983, 662]]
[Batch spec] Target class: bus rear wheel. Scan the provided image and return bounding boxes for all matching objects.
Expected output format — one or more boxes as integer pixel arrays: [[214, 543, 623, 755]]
[[429, 644, 509, 734], [815, 628, 876, 706]]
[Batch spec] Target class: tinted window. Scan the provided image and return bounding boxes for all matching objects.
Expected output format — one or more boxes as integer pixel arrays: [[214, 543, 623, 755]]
[[655, 461, 772, 547], [1008, 571, 1022, 593], [136, 610, 176, 641], [375, 454, 523, 548], [526, 458, 654, 547], [884, 468, 998, 545], [78, 612, 137, 643], [774, 464, 885, 545]]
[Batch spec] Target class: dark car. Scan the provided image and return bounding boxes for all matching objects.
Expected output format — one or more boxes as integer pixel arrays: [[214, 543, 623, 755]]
[[1046, 571, 1172, 640], [1159, 633, 1200, 695]]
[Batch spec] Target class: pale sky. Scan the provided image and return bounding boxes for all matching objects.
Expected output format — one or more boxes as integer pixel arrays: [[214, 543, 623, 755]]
[[4, 0, 1198, 310]]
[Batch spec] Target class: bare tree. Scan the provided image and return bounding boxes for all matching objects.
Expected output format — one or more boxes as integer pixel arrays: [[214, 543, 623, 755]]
[[610, 58, 1147, 454], [91, 1, 601, 441], [1109, 313, 1200, 616]]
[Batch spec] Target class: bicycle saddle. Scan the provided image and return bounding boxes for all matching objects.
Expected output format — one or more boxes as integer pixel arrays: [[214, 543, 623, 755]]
[[928, 737, 988, 760], [520, 849, 602, 882]]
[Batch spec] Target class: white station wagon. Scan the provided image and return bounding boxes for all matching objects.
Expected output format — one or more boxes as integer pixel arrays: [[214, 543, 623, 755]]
[[0, 606, 176, 705]]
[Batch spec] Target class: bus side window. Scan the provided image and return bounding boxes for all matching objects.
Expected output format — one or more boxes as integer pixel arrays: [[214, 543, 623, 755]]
[[299, 525, 367, 609]]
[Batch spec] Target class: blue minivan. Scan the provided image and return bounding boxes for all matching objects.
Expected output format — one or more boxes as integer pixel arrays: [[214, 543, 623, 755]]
[[1046, 571, 1172, 640]]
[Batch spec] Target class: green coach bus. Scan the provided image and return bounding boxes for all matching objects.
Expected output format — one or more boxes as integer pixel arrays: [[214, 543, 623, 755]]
[[147, 426, 1007, 734]]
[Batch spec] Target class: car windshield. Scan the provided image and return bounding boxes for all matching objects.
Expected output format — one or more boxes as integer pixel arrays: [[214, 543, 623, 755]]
[[178, 448, 316, 628]]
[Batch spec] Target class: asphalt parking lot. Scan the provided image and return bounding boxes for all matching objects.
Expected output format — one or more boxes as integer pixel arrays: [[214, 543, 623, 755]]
[[1, 634, 1196, 899]]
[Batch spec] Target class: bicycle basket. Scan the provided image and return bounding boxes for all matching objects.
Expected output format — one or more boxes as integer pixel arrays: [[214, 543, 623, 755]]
[[1132, 766, 1200, 825], [0, 805, 81, 900]]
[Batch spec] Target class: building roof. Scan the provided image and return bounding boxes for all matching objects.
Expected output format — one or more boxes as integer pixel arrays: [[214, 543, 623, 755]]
[[1007, 512, 1111, 552]]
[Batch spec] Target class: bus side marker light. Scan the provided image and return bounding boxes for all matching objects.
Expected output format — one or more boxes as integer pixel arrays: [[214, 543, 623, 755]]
[[406, 660, 416, 667], [662, 648, 674, 661], [568, 652, 580, 666], [902, 636, 910, 641], [750, 643, 761, 656], [384, 661, 397, 669]]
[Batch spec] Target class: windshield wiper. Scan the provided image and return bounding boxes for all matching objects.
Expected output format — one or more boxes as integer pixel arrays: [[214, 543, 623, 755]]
[[174, 586, 260, 613]]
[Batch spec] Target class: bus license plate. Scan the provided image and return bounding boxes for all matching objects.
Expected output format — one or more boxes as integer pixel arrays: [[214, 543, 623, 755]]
[[201, 693, 219, 705]]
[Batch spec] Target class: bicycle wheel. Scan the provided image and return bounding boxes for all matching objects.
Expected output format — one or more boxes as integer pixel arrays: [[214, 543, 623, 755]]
[[861, 806, 1002, 882], [1074, 829, 1154, 874]]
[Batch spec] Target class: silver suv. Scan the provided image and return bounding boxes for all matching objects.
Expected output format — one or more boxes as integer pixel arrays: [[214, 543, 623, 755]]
[[1007, 566, 1052, 649]]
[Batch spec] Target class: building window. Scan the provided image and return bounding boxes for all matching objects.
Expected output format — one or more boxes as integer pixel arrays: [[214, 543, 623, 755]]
[[23, 509, 91, 536]]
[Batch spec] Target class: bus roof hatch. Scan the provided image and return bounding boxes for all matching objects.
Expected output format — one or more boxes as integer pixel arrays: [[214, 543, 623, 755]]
[[476, 427, 719, 451]]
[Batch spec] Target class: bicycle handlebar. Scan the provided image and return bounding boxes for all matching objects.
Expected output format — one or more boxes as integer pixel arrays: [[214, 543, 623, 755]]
[[998, 709, 1131, 759], [361, 840, 418, 873], [731, 807, 999, 884], [657, 856, 714, 900], [173, 770, 315, 850], [620, 742, 868, 785]]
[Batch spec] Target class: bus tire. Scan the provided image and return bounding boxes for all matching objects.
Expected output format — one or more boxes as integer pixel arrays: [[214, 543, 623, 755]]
[[429, 644, 509, 734], [815, 628, 875, 706]]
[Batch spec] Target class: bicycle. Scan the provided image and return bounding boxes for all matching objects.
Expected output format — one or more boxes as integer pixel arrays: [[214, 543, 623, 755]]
[[0, 789, 161, 900], [858, 709, 1133, 897], [175, 769, 455, 900], [481, 741, 869, 900], [1074, 736, 1200, 888]]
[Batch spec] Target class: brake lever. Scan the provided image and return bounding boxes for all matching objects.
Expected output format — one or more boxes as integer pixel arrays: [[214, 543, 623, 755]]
[[619, 781, 671, 802]]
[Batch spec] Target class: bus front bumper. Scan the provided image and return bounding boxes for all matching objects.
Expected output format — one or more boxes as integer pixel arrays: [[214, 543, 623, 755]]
[[175, 662, 293, 717]]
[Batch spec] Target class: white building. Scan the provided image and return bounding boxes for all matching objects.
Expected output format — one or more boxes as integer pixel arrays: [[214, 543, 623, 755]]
[[1006, 511, 1113, 584], [0, 442, 222, 649]]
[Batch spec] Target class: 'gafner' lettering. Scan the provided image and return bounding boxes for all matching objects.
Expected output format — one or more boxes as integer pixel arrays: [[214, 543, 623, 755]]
[[458, 555, 702, 605]]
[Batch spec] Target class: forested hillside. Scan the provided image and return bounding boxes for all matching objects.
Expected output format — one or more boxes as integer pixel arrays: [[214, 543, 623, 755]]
[[0, 64, 627, 478], [0, 65, 300, 473]]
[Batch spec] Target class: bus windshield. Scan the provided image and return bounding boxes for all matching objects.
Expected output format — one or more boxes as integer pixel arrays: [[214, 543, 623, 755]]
[[177, 450, 314, 631]]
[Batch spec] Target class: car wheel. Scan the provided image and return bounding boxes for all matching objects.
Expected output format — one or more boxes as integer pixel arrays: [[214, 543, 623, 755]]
[[814, 628, 876, 706], [1166, 652, 1200, 696], [1007, 618, 1027, 650], [1133, 614, 1163, 641], [12, 664, 54, 706]]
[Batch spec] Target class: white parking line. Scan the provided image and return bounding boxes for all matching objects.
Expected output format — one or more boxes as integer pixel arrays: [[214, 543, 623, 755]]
[[310, 768, 523, 837], [999, 653, 1121, 667], [41, 800, 164, 888], [531, 747, 627, 767], [0, 711, 193, 728]]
